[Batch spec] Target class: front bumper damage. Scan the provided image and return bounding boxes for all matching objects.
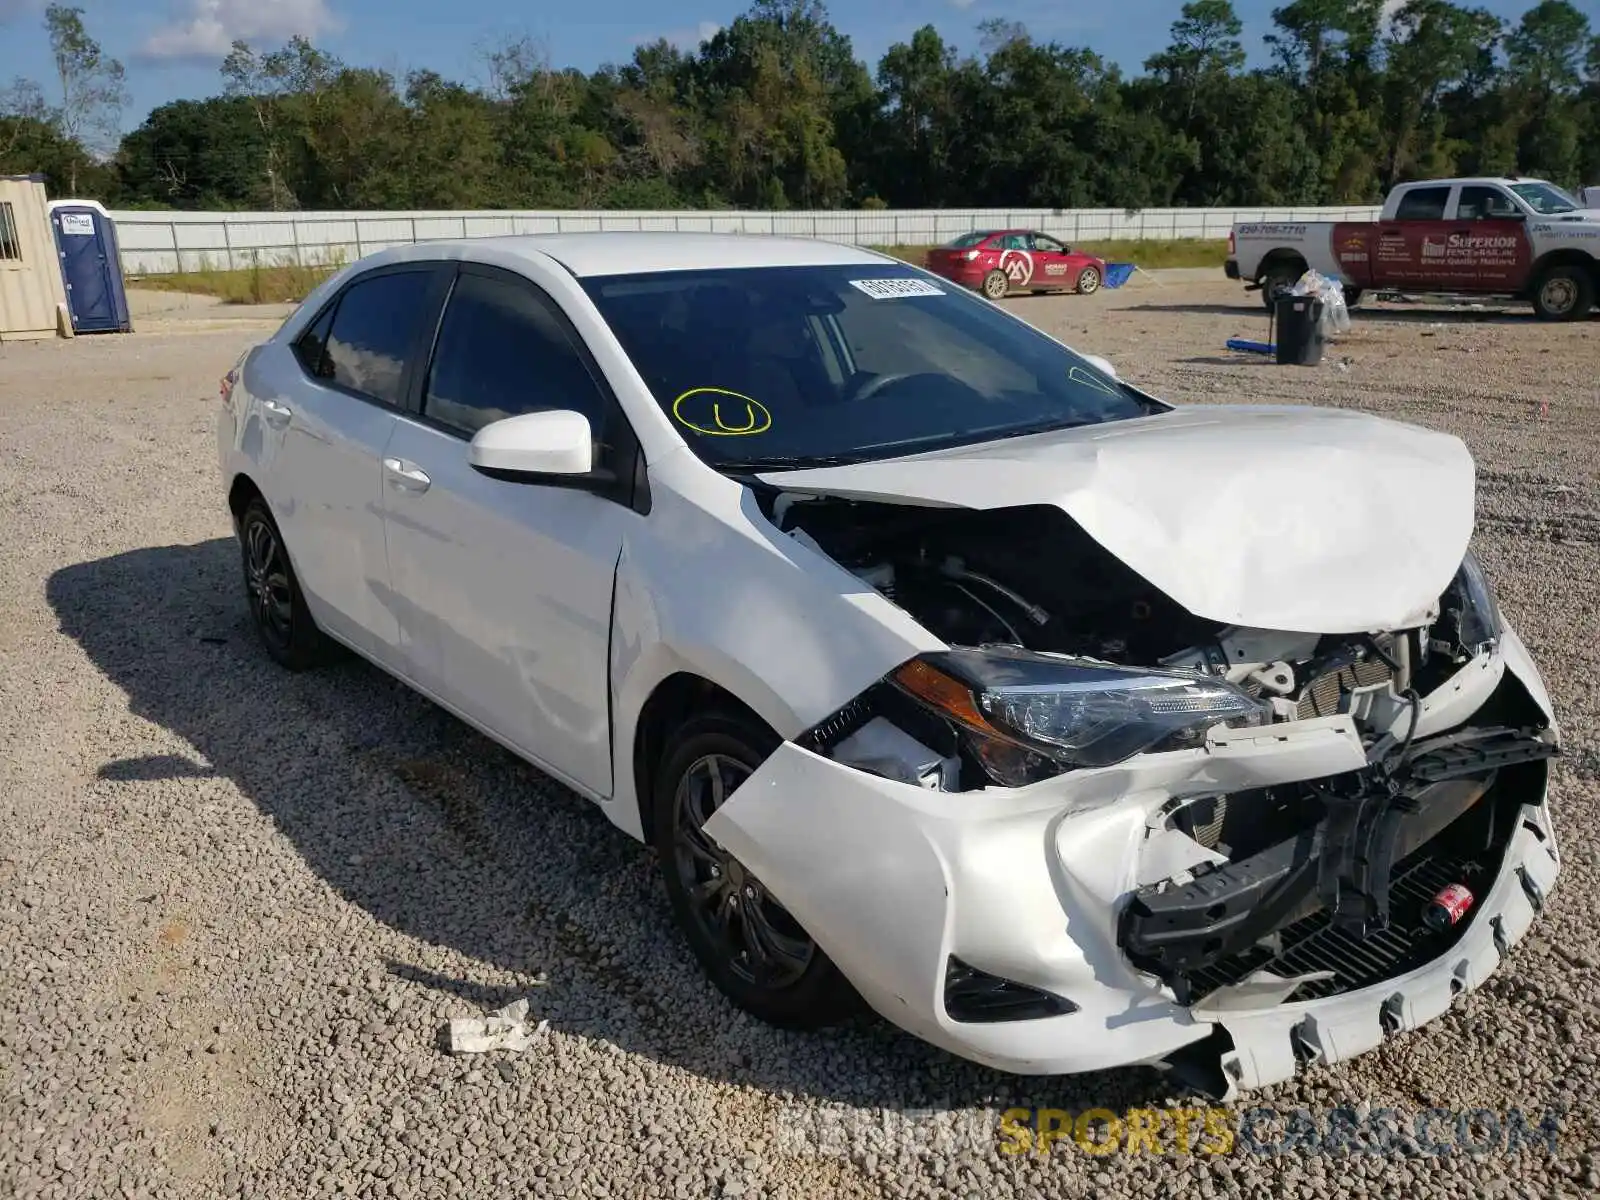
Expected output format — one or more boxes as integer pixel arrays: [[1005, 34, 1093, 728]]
[[702, 627, 1560, 1097]]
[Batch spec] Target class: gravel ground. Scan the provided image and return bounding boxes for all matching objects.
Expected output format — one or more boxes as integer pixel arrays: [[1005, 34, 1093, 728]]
[[2, 282, 1598, 1199]]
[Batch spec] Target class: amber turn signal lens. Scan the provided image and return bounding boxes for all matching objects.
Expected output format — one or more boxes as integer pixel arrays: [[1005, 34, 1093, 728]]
[[892, 659, 996, 733]]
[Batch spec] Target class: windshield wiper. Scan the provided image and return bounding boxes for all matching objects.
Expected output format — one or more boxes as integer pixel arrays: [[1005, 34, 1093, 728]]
[[714, 454, 867, 473]]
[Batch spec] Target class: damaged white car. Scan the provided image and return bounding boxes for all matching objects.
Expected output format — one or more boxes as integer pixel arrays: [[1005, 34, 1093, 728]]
[[218, 233, 1561, 1097]]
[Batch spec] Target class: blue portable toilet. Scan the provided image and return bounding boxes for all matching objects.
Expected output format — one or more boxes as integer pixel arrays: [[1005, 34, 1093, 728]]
[[48, 199, 133, 333]]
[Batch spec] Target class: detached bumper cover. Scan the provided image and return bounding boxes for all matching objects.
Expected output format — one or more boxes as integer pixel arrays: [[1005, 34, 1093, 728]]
[[702, 627, 1559, 1093]]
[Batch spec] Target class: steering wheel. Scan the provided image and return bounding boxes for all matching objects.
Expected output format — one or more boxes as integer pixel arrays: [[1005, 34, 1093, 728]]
[[847, 371, 916, 402]]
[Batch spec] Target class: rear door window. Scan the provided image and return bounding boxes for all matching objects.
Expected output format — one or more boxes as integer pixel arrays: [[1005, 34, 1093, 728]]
[[321, 270, 434, 406], [1393, 187, 1450, 221], [293, 303, 337, 379]]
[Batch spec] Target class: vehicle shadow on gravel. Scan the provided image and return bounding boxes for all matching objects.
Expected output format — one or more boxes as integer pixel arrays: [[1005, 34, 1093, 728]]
[[49, 539, 1198, 1115]]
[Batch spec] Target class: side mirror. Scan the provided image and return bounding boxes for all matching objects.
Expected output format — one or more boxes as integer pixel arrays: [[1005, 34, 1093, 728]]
[[1081, 353, 1118, 379], [469, 409, 593, 478]]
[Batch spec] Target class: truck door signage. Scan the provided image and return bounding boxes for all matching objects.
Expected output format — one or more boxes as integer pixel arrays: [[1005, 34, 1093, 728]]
[[1334, 228, 1368, 264], [1532, 223, 1600, 241], [1376, 231, 1409, 263], [1435, 229, 1529, 286], [1441, 232, 1519, 261]]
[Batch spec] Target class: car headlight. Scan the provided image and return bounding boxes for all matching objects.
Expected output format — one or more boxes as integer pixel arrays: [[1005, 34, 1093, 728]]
[[890, 647, 1272, 786], [1445, 549, 1502, 651]]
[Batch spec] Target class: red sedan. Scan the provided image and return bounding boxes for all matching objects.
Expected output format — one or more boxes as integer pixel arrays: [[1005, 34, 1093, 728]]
[[924, 230, 1106, 300]]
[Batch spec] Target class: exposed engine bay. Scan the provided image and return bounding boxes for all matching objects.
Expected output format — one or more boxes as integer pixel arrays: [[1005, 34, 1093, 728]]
[[767, 494, 1559, 1008], [773, 497, 1499, 726]]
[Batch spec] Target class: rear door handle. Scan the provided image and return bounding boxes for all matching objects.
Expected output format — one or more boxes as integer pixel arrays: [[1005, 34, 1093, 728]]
[[261, 399, 292, 427], [383, 458, 431, 493]]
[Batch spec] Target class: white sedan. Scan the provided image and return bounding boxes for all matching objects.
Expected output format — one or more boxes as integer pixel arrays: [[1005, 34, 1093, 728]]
[[218, 233, 1561, 1095]]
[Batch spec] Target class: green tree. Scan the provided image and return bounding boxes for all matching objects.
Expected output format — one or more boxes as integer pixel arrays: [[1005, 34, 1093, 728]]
[[690, 1, 866, 206], [868, 27, 962, 206], [1379, 1, 1505, 187], [1267, 0, 1387, 199], [1503, 0, 1592, 182], [115, 97, 268, 208], [1144, 0, 1247, 122], [400, 72, 505, 208], [95, 0, 1600, 217], [43, 4, 127, 192], [221, 36, 341, 209]]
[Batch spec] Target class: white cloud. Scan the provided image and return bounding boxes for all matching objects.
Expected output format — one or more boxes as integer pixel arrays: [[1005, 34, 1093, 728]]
[[640, 20, 721, 50], [948, 0, 978, 10], [138, 0, 344, 63]]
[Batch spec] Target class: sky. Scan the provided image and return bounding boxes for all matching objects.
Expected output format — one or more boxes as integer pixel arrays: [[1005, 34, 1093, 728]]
[[0, 0, 1590, 136]]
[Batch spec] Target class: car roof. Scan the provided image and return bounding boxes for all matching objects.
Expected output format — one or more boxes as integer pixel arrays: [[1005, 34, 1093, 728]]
[[366, 232, 899, 278], [1394, 177, 1554, 189]]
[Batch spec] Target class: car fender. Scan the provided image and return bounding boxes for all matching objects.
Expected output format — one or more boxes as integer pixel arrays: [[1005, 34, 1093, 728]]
[[603, 452, 944, 840]]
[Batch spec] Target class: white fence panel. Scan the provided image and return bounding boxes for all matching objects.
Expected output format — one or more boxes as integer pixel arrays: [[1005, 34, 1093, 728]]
[[107, 204, 1385, 275]]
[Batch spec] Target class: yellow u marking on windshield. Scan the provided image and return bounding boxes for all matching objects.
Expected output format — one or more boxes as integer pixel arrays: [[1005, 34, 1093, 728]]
[[672, 387, 773, 436], [712, 401, 759, 432]]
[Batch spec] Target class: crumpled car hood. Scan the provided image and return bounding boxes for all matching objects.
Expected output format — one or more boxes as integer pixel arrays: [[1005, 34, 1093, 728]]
[[760, 404, 1475, 634]]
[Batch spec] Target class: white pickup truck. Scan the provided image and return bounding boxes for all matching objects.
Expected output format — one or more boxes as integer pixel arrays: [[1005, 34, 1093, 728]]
[[1226, 176, 1600, 321]]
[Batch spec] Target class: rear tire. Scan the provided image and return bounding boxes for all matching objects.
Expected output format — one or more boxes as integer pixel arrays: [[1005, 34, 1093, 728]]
[[981, 270, 1009, 301], [1259, 263, 1304, 310], [651, 710, 860, 1029], [238, 497, 327, 671], [1530, 266, 1594, 321], [1076, 266, 1101, 295]]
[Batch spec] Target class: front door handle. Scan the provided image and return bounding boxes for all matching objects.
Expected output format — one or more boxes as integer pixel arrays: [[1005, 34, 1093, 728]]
[[383, 458, 431, 493], [261, 399, 292, 427]]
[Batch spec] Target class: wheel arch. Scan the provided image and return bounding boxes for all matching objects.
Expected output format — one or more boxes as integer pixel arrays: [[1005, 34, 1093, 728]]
[[1528, 248, 1599, 286], [1257, 248, 1309, 281], [226, 473, 316, 604], [631, 672, 778, 844], [227, 472, 265, 528]]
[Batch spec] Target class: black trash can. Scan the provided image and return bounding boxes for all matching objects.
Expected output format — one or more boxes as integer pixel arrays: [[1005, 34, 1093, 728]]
[[1274, 295, 1325, 366]]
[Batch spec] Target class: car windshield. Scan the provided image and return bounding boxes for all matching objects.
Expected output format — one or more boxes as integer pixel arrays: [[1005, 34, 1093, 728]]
[[945, 232, 992, 248], [581, 264, 1152, 470], [1509, 181, 1579, 215]]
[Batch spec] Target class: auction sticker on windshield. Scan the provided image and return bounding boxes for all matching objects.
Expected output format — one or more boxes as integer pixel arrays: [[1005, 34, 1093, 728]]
[[849, 278, 945, 299]]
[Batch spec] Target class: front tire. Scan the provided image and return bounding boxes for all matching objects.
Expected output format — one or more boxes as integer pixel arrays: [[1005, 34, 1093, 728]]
[[1076, 266, 1101, 295], [238, 497, 327, 671], [651, 710, 859, 1029], [1530, 266, 1594, 321], [981, 269, 1009, 301]]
